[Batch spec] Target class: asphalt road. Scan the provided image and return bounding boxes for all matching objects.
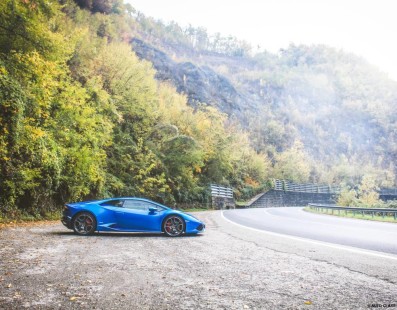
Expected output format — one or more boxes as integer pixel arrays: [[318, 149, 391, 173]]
[[223, 207, 397, 255], [1, 211, 397, 309]]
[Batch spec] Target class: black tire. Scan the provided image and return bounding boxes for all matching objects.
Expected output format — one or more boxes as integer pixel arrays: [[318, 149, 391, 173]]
[[72, 212, 97, 236], [163, 215, 185, 237]]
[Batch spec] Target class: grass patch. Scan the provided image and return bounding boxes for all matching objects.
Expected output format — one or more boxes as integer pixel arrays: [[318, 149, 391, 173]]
[[179, 208, 214, 212], [236, 201, 248, 208], [304, 207, 397, 223]]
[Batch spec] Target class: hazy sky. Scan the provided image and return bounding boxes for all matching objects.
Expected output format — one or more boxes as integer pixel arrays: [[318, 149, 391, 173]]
[[127, 0, 397, 81]]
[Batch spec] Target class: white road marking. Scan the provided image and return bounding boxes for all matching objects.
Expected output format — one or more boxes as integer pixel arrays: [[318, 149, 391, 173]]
[[221, 210, 397, 261]]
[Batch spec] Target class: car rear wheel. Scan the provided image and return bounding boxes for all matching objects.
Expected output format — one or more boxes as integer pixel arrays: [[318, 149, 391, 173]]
[[163, 215, 185, 237], [72, 212, 96, 235]]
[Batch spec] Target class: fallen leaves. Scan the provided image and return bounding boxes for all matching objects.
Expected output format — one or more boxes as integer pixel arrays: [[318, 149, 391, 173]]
[[0, 220, 59, 230]]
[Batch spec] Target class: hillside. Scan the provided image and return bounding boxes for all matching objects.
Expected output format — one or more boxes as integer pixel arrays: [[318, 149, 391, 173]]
[[132, 13, 397, 186], [0, 0, 271, 217]]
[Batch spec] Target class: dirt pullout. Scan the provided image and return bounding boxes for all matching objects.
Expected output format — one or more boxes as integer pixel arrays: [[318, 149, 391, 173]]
[[0, 211, 395, 309]]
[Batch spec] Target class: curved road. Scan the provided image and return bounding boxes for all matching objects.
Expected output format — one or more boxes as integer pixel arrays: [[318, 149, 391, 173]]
[[223, 207, 397, 255]]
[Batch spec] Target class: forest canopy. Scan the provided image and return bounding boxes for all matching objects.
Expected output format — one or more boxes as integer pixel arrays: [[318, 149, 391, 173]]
[[0, 0, 271, 217]]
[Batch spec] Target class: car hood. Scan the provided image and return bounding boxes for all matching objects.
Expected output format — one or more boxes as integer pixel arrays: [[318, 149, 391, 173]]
[[174, 210, 201, 222]]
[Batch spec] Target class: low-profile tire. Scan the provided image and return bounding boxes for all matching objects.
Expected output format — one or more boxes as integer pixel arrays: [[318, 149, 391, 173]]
[[72, 212, 97, 236], [163, 215, 185, 237]]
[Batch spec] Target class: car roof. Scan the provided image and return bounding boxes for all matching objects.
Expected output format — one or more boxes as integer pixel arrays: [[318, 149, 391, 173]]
[[102, 197, 170, 209], [67, 197, 170, 210]]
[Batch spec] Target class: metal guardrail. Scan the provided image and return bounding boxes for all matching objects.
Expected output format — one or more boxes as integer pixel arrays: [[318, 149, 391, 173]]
[[210, 184, 233, 199], [273, 179, 339, 194], [273, 180, 397, 197], [380, 188, 397, 195], [308, 203, 397, 220]]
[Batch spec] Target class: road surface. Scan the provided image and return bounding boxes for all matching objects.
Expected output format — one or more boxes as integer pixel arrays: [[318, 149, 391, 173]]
[[223, 207, 397, 255], [0, 210, 396, 309]]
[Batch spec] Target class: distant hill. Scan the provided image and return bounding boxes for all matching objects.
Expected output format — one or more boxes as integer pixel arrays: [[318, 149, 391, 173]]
[[131, 14, 397, 185]]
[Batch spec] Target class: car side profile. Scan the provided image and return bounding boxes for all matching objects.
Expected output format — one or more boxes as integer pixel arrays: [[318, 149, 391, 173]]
[[61, 197, 205, 237]]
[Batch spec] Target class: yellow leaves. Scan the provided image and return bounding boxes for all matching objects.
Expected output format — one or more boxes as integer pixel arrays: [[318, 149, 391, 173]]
[[337, 187, 358, 207], [32, 127, 45, 139], [24, 125, 46, 140], [304, 300, 312, 305], [0, 66, 7, 75], [244, 177, 259, 187], [273, 140, 311, 183]]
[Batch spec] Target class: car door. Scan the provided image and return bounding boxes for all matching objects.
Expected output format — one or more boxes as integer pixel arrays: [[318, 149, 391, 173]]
[[98, 199, 125, 228], [116, 200, 164, 231]]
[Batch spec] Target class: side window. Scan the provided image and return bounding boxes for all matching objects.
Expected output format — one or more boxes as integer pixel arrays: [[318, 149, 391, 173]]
[[123, 200, 150, 211], [123, 200, 163, 211], [100, 200, 124, 207]]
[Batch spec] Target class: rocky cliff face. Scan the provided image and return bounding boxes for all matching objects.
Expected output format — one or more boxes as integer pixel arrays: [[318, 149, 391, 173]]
[[132, 38, 245, 117]]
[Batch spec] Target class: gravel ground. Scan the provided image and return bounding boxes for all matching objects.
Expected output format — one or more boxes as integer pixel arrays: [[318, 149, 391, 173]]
[[0, 211, 396, 309]]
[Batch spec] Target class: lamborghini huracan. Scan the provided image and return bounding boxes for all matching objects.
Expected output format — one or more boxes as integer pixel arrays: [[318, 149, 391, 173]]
[[61, 197, 205, 237]]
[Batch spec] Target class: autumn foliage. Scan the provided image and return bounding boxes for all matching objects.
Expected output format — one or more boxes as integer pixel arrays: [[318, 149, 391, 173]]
[[0, 0, 271, 217]]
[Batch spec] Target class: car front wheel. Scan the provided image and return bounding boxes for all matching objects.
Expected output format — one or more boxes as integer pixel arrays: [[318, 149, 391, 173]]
[[72, 212, 96, 235], [163, 215, 185, 237]]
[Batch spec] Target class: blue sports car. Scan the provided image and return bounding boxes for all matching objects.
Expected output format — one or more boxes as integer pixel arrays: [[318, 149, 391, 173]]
[[61, 197, 205, 237]]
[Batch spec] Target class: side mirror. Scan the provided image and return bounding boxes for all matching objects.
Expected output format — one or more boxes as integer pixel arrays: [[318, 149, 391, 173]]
[[148, 207, 158, 213]]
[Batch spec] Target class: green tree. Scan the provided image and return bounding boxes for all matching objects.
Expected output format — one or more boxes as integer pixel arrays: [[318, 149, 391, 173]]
[[337, 184, 358, 207], [357, 174, 380, 206], [273, 140, 311, 182]]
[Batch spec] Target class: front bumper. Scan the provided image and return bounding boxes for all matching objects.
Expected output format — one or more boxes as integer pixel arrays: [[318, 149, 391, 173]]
[[196, 223, 205, 232], [61, 215, 72, 229], [185, 220, 205, 234]]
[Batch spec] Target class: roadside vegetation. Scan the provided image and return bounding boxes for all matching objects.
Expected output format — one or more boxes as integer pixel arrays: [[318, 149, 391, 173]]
[[305, 174, 397, 223], [337, 175, 397, 209]]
